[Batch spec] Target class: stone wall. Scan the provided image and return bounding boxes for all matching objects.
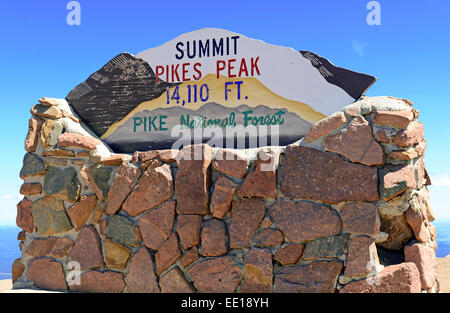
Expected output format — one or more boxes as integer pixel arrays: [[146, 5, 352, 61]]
[[12, 96, 438, 293]]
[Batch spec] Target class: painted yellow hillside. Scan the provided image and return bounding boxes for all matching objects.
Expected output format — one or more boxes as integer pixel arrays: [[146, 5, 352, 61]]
[[101, 74, 326, 139]]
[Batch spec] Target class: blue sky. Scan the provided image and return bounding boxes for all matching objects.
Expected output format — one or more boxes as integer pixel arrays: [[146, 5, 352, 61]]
[[0, 0, 449, 224]]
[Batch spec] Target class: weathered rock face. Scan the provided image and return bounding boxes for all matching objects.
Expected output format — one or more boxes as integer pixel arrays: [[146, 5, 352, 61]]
[[69, 225, 104, 270], [176, 214, 202, 250], [378, 214, 413, 251], [122, 164, 173, 217], [26, 237, 74, 258], [302, 234, 349, 260], [25, 117, 44, 152], [155, 233, 181, 275], [20, 153, 45, 178], [254, 229, 284, 247], [16, 199, 34, 233], [126, 247, 160, 293], [324, 116, 384, 166], [80, 165, 115, 201], [71, 271, 125, 293], [175, 144, 212, 215], [44, 166, 81, 201], [340, 263, 421, 293], [382, 164, 416, 201], [274, 244, 304, 265], [270, 199, 341, 242], [188, 257, 243, 293], [281, 146, 379, 203], [105, 215, 137, 247], [31, 198, 73, 236], [393, 122, 424, 147], [138, 201, 175, 250], [230, 198, 266, 249], [240, 248, 273, 293], [20, 183, 42, 195], [274, 260, 343, 292], [67, 194, 97, 230], [159, 267, 195, 293], [201, 218, 228, 257], [212, 150, 248, 178], [12, 259, 25, 283], [404, 243, 438, 290], [57, 132, 101, 150], [211, 176, 238, 219], [104, 238, 131, 269], [106, 163, 141, 215], [28, 258, 67, 291], [304, 112, 347, 143], [340, 202, 380, 236], [344, 236, 379, 278], [374, 109, 414, 128], [40, 119, 63, 148], [15, 95, 436, 294]]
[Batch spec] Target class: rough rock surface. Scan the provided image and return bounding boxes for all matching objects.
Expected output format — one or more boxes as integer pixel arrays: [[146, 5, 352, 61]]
[[302, 234, 349, 260], [25, 117, 44, 152], [201, 218, 228, 257], [340, 202, 380, 236], [57, 132, 101, 150], [69, 225, 104, 270], [378, 214, 413, 251], [122, 164, 173, 217], [16, 199, 34, 232], [126, 247, 160, 293], [176, 214, 202, 250], [104, 238, 131, 269], [31, 198, 73, 236], [67, 194, 97, 230], [106, 163, 141, 215], [159, 267, 195, 293], [340, 263, 421, 293], [254, 229, 284, 247], [211, 176, 238, 219], [344, 236, 379, 278], [44, 166, 81, 202], [139, 201, 176, 250], [188, 256, 243, 293], [105, 215, 137, 247], [155, 234, 181, 275], [240, 248, 273, 293], [71, 271, 125, 293], [20, 153, 45, 178], [281, 146, 379, 203], [212, 150, 248, 178], [176, 144, 212, 215], [270, 199, 341, 242], [28, 258, 67, 291], [230, 199, 266, 249], [274, 260, 343, 292], [324, 115, 384, 166], [26, 237, 74, 258], [404, 243, 437, 290], [304, 112, 347, 142], [274, 244, 304, 265]]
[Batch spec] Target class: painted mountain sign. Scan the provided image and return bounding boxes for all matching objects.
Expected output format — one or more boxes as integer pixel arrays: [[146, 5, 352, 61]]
[[66, 28, 376, 153]]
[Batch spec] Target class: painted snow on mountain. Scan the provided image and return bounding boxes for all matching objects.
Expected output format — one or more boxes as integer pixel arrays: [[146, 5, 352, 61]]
[[137, 28, 374, 116], [103, 102, 313, 153]]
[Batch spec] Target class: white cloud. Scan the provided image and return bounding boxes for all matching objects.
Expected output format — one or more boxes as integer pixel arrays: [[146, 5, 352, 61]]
[[430, 173, 450, 188], [352, 40, 366, 57], [0, 194, 14, 199]]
